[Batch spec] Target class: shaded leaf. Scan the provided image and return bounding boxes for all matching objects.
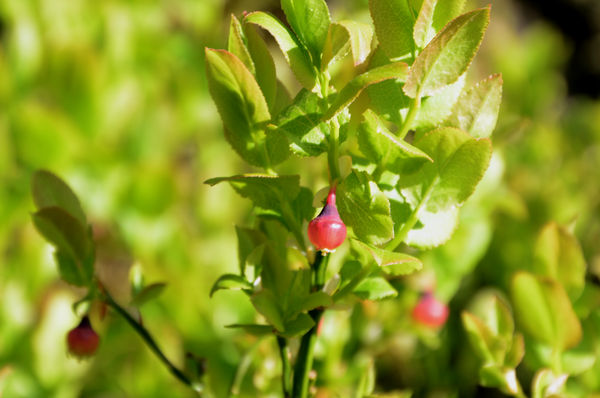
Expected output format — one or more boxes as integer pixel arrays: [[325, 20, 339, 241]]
[[131, 282, 167, 306], [337, 170, 394, 245], [226, 323, 273, 336], [281, 313, 315, 337], [245, 23, 278, 111], [358, 110, 432, 173], [210, 274, 253, 297], [511, 272, 582, 350], [354, 277, 397, 300], [323, 62, 409, 121], [31, 170, 86, 225], [252, 289, 285, 331], [245, 11, 316, 89]]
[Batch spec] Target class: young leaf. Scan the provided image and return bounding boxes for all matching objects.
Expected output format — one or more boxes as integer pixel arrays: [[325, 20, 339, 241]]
[[337, 170, 394, 246], [210, 274, 253, 297], [403, 7, 490, 98], [352, 240, 422, 276], [358, 110, 432, 173], [205, 48, 289, 167], [432, 0, 466, 31], [228, 15, 254, 74], [275, 89, 330, 157], [337, 21, 374, 66], [245, 23, 278, 111], [446, 74, 503, 138], [354, 277, 397, 300], [245, 11, 316, 89], [369, 0, 416, 59], [479, 366, 522, 397], [31, 170, 86, 225], [511, 272, 582, 351], [281, 0, 331, 68], [399, 127, 492, 213], [413, 0, 437, 49], [323, 62, 409, 121], [531, 369, 568, 398], [131, 282, 167, 306], [462, 312, 497, 364]]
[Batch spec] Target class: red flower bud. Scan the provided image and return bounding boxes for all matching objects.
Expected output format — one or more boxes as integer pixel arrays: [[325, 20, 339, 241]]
[[412, 292, 449, 328], [308, 188, 347, 252], [67, 316, 100, 358]]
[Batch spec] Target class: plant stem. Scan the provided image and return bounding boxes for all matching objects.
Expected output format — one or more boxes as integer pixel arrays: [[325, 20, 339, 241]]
[[277, 336, 292, 397], [292, 252, 328, 398], [398, 95, 421, 140], [103, 291, 197, 392], [327, 110, 341, 184]]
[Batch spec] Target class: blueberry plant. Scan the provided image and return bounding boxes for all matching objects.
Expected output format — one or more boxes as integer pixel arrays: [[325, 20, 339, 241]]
[[27, 0, 596, 397]]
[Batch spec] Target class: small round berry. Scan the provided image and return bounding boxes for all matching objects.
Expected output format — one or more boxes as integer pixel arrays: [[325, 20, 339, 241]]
[[67, 316, 100, 358], [412, 292, 449, 328], [308, 188, 347, 252]]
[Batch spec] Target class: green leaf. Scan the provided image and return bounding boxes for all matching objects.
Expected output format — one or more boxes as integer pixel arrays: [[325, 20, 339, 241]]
[[366, 47, 411, 125], [404, 204, 459, 249], [281, 0, 331, 68], [534, 222, 586, 300], [210, 274, 253, 297], [299, 291, 332, 312], [323, 62, 409, 121], [131, 282, 167, 306], [275, 89, 329, 157], [358, 110, 432, 173], [205, 48, 289, 167], [54, 250, 88, 287], [413, 0, 437, 49], [446, 74, 503, 138], [354, 277, 397, 300], [31, 170, 86, 225], [479, 365, 522, 396], [511, 272, 582, 351], [403, 7, 490, 98], [281, 313, 315, 337], [226, 324, 274, 336], [252, 289, 285, 332], [505, 333, 525, 369], [399, 127, 492, 212], [413, 74, 465, 134], [245, 11, 316, 89], [340, 21, 374, 66], [235, 226, 267, 276], [228, 15, 254, 74], [369, 0, 416, 59], [245, 23, 278, 111], [32, 207, 91, 265], [462, 312, 497, 364], [337, 170, 394, 245], [432, 0, 466, 31], [531, 369, 568, 398], [352, 240, 422, 276]]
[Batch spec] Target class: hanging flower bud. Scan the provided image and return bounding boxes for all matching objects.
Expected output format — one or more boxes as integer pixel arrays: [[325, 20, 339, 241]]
[[412, 292, 449, 328], [308, 187, 347, 252], [67, 316, 100, 358]]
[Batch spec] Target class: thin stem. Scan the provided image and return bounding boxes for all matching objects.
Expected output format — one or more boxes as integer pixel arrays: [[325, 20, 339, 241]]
[[230, 340, 261, 397], [398, 95, 421, 140], [327, 117, 341, 183], [277, 336, 292, 397], [292, 252, 328, 398], [103, 291, 197, 392]]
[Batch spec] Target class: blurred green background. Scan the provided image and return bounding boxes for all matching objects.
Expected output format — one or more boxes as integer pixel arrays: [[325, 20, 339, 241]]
[[0, 0, 599, 397]]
